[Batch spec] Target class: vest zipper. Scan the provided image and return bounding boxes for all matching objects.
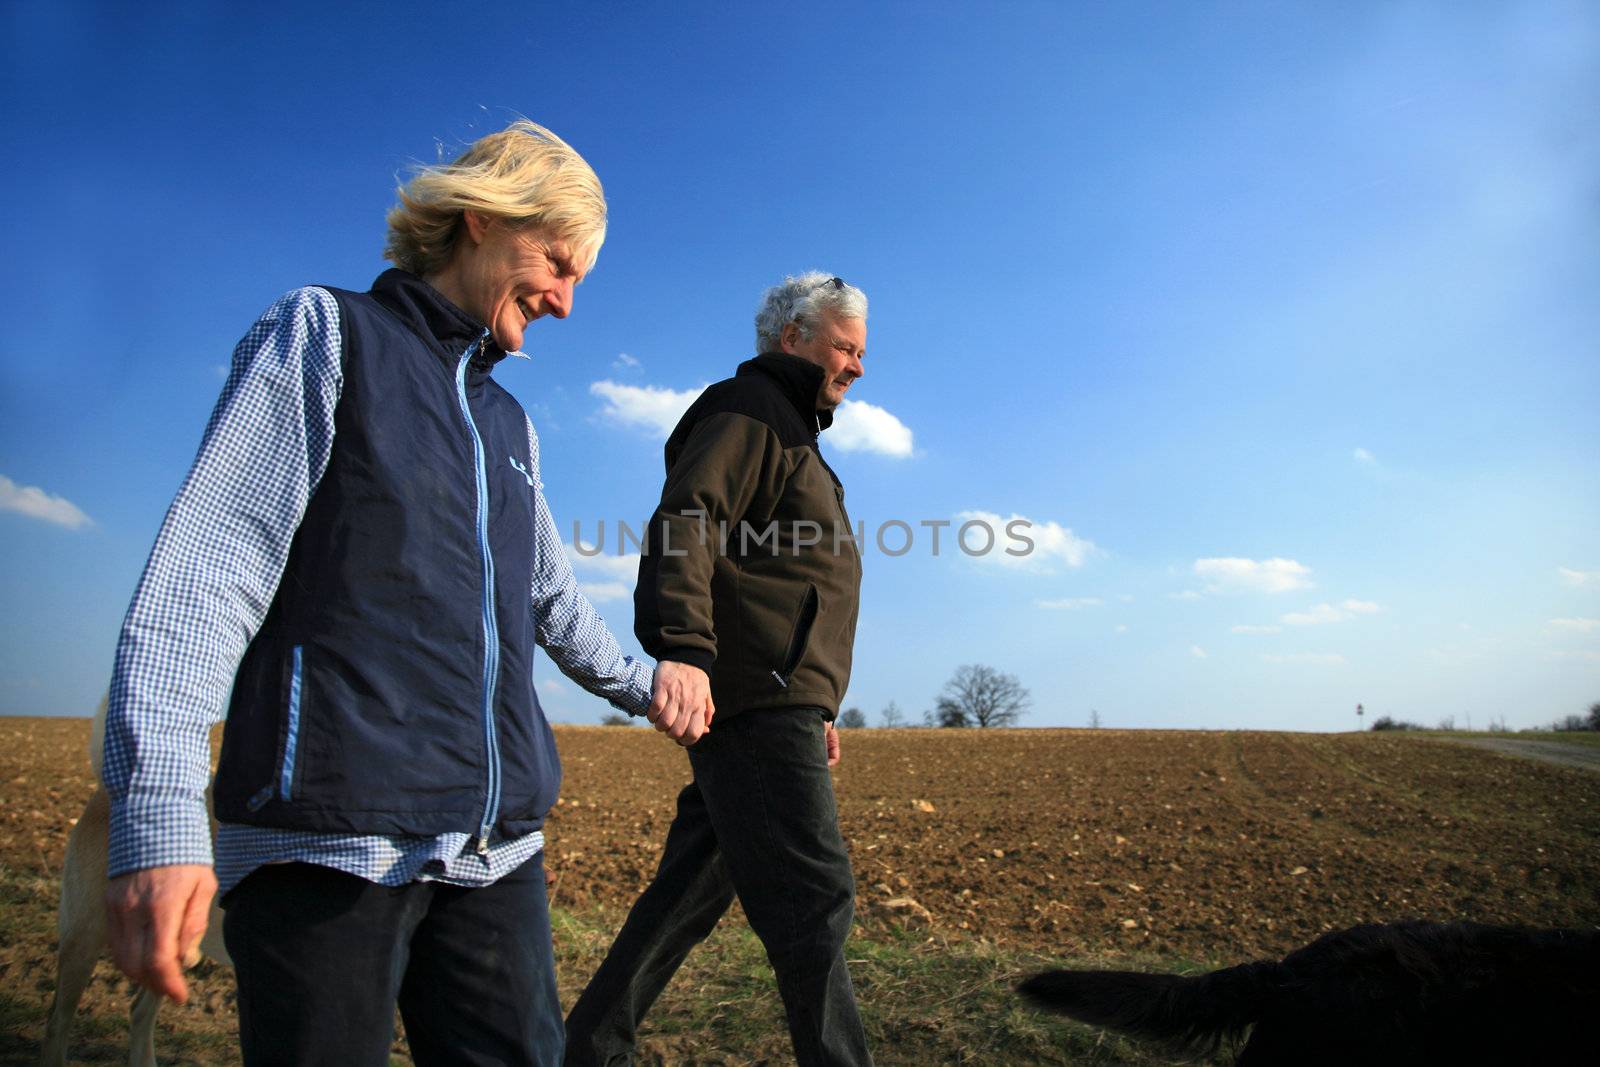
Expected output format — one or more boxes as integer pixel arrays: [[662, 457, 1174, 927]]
[[279, 645, 305, 801], [455, 333, 502, 854]]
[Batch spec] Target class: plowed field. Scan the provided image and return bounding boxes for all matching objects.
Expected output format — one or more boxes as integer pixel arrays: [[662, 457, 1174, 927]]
[[549, 725, 1600, 959], [4, 718, 1597, 1064]]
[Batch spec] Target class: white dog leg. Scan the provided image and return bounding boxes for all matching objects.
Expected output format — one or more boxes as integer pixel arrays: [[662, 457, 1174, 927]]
[[40, 790, 112, 1067], [127, 985, 160, 1067]]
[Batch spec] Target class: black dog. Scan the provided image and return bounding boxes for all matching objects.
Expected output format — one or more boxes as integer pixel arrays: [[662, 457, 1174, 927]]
[[1019, 921, 1598, 1065]]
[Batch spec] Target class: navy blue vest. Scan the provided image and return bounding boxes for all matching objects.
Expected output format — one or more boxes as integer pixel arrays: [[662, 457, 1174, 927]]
[[214, 270, 560, 846]]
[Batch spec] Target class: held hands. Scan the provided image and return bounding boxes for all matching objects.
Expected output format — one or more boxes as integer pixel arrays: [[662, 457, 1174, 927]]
[[105, 863, 218, 1004], [648, 661, 714, 746], [825, 720, 841, 767]]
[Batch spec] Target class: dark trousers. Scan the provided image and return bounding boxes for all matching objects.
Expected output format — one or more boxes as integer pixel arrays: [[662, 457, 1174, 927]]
[[222, 852, 562, 1066], [564, 707, 872, 1067]]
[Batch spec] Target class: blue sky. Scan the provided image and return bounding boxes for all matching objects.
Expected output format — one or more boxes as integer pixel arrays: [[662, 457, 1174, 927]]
[[2, 2, 1596, 729]]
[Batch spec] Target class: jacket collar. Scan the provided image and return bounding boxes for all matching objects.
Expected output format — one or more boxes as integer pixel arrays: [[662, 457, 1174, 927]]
[[368, 268, 505, 371], [739, 352, 834, 432]]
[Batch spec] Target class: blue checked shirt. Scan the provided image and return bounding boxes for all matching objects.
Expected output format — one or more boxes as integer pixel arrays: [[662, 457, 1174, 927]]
[[103, 287, 653, 892]]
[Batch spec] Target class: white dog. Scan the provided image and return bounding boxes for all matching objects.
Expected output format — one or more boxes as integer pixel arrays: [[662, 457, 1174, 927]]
[[39, 697, 230, 1067]]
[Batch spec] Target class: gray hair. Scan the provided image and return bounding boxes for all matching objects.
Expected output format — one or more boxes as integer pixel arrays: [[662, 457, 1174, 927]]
[[754, 272, 868, 353]]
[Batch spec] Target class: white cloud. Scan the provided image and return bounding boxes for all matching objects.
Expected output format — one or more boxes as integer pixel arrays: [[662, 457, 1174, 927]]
[[1169, 590, 1203, 601], [1548, 617, 1600, 633], [1231, 624, 1282, 635], [1353, 447, 1376, 463], [612, 352, 641, 370], [565, 545, 640, 603], [1194, 557, 1313, 595], [1544, 649, 1600, 663], [590, 380, 913, 456], [1037, 597, 1103, 610], [1114, 624, 1129, 634], [590, 380, 703, 438], [1281, 599, 1384, 627], [958, 510, 1098, 570], [566, 546, 641, 582], [1190, 645, 1208, 659], [0, 474, 92, 530], [1261, 653, 1348, 666], [577, 581, 630, 603], [1559, 567, 1599, 588], [1282, 605, 1344, 626], [829, 399, 915, 457]]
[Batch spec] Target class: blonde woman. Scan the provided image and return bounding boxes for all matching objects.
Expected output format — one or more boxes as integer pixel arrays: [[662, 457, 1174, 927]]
[[102, 121, 662, 1066]]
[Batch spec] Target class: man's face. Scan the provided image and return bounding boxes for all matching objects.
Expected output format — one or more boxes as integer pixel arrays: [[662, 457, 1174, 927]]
[[781, 311, 866, 411], [456, 215, 585, 353]]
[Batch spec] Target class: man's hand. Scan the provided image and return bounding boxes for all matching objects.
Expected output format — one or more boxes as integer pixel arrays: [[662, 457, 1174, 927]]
[[825, 720, 841, 768], [105, 864, 217, 1004], [648, 661, 715, 746]]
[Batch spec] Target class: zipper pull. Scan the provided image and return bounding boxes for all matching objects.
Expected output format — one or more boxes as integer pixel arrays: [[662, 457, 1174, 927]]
[[476, 834, 491, 856], [771, 671, 790, 689]]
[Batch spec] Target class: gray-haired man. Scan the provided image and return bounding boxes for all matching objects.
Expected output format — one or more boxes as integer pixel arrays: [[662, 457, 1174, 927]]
[[565, 273, 873, 1066]]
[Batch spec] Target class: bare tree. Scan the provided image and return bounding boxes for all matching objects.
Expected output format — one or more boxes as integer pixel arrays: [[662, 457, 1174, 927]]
[[933, 697, 968, 728], [879, 701, 905, 728], [936, 664, 1029, 728], [600, 712, 633, 726], [1088, 708, 1101, 729], [837, 706, 867, 729]]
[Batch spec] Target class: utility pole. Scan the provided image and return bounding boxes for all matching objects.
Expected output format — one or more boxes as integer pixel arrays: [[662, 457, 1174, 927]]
[[1356, 703, 1364, 731]]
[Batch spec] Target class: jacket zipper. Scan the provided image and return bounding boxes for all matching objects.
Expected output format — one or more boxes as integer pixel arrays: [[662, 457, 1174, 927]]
[[814, 429, 858, 556], [774, 583, 820, 688], [249, 643, 307, 812], [279, 645, 305, 801], [455, 333, 502, 854]]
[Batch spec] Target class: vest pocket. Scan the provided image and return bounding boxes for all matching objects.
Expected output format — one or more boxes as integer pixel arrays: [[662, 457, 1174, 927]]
[[278, 645, 305, 801], [773, 584, 820, 688]]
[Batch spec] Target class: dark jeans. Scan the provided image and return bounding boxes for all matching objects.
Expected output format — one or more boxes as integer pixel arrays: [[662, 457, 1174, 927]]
[[565, 706, 872, 1067], [222, 853, 562, 1066]]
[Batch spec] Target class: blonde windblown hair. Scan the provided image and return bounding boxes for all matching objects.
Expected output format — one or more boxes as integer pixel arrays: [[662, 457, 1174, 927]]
[[384, 120, 607, 277]]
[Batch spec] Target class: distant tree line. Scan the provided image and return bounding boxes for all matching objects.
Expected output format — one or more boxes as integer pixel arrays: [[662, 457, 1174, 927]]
[[1369, 715, 1423, 732], [1551, 702, 1600, 733], [1370, 702, 1600, 734]]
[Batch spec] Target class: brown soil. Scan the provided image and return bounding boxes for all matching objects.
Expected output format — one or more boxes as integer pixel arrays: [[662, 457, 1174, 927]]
[[549, 726, 1600, 959], [4, 718, 1598, 1064]]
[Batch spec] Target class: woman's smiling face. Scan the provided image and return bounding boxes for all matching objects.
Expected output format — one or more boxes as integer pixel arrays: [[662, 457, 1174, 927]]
[[451, 212, 585, 353]]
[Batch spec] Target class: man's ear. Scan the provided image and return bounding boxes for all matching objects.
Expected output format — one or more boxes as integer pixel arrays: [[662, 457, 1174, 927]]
[[779, 321, 802, 354]]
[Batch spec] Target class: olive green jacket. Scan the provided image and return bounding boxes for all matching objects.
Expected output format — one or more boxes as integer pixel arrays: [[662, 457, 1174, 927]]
[[634, 354, 863, 719]]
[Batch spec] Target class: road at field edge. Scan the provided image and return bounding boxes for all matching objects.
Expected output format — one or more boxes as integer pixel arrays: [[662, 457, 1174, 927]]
[[1429, 736, 1600, 773]]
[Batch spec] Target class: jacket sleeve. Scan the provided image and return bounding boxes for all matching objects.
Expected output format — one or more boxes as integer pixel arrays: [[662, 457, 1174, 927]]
[[103, 287, 343, 878], [524, 416, 654, 716], [634, 411, 787, 669]]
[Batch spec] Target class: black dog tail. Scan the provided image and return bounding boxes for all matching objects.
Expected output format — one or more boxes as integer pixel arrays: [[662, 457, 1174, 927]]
[[1018, 959, 1286, 1056]]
